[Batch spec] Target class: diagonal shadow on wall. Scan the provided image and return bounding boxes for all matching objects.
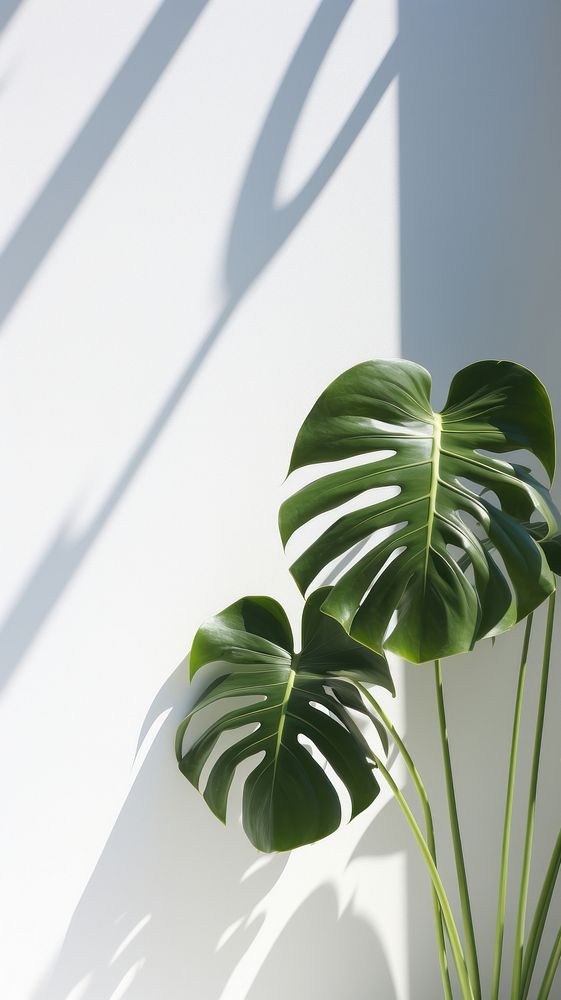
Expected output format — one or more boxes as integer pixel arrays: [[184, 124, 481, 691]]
[[0, 0, 397, 696], [0, 0, 211, 327], [0, 0, 25, 35]]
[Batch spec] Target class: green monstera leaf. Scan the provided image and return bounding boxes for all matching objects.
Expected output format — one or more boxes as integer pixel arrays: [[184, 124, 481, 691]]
[[279, 359, 558, 663], [176, 589, 393, 852]]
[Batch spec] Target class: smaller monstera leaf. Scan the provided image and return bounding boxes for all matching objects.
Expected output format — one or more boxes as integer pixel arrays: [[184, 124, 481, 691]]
[[176, 589, 393, 853], [280, 359, 558, 663]]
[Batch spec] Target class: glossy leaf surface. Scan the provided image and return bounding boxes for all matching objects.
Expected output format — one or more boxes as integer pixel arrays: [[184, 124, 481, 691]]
[[280, 360, 557, 662], [176, 589, 393, 852]]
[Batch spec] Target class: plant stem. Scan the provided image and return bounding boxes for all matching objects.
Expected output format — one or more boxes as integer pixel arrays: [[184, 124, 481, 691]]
[[512, 592, 556, 999], [356, 683, 453, 1000], [434, 658, 481, 1000], [521, 828, 561, 999], [490, 613, 533, 1000], [537, 926, 561, 1000], [372, 751, 475, 1000]]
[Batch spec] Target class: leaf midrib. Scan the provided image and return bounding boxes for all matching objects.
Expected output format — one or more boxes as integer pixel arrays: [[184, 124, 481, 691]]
[[266, 664, 363, 815], [271, 667, 295, 787], [423, 413, 442, 586]]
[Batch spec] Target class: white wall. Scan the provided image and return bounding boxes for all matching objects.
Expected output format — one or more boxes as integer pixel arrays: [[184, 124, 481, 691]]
[[0, 2, 404, 998], [1, 2, 560, 999]]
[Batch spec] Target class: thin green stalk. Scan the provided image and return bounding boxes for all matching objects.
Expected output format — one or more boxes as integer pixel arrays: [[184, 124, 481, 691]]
[[435, 658, 482, 1000], [356, 683, 453, 1000], [512, 591, 556, 999], [537, 926, 561, 1000], [490, 613, 533, 1000], [371, 751, 475, 1000], [521, 828, 561, 999]]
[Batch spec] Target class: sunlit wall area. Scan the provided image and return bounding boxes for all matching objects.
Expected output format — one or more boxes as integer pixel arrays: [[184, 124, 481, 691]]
[[0, 3, 404, 999]]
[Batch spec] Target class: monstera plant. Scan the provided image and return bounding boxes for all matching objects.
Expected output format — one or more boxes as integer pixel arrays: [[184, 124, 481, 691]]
[[176, 359, 561, 1000]]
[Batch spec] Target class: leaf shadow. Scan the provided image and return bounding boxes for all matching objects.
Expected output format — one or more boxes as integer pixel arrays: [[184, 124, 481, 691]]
[[34, 661, 406, 1000], [245, 884, 398, 1000], [32, 663, 287, 1000]]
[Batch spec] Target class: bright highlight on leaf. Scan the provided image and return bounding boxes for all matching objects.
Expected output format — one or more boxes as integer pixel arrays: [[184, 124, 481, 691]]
[[280, 359, 558, 662], [176, 589, 393, 852]]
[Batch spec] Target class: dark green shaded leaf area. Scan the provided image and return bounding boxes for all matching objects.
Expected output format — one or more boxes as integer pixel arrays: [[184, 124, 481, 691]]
[[176, 590, 393, 852], [280, 359, 559, 663], [536, 526, 561, 576]]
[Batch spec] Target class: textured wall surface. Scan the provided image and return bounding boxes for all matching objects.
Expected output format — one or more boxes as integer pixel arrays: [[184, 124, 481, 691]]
[[1, 2, 560, 998]]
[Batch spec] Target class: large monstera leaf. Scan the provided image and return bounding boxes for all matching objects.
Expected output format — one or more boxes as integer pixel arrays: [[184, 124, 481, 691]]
[[279, 359, 558, 663], [176, 589, 393, 852]]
